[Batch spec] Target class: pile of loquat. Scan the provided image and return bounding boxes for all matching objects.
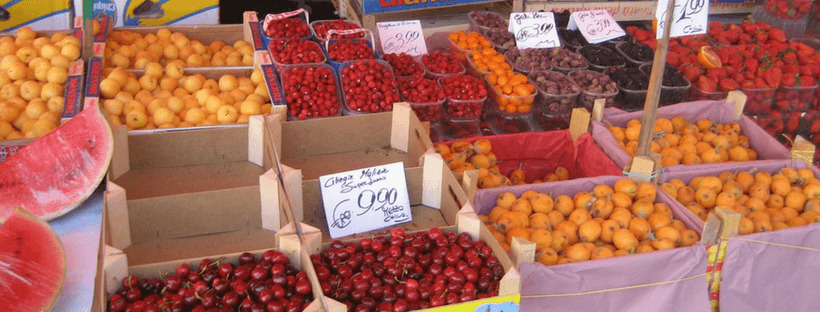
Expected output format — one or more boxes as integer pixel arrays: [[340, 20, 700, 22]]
[[480, 178, 700, 266]]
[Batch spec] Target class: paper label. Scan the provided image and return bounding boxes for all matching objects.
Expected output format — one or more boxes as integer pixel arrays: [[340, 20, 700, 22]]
[[319, 162, 412, 239], [376, 20, 428, 56], [655, 0, 709, 39], [509, 12, 561, 49], [567, 10, 626, 44]]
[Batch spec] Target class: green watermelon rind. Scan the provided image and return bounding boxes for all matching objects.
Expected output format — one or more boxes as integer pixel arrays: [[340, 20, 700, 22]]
[[0, 104, 114, 221], [0, 208, 67, 312]]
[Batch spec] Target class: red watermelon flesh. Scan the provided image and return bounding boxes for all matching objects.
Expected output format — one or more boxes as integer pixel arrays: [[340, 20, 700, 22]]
[[0, 104, 113, 220], [0, 208, 66, 312]]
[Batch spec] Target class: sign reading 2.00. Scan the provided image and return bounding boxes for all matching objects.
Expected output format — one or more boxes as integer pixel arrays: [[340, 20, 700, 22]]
[[319, 162, 412, 239]]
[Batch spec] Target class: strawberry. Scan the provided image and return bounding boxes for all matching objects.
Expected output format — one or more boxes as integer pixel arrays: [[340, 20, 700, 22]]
[[744, 58, 759, 73], [783, 64, 801, 74], [800, 75, 816, 87], [782, 51, 797, 64], [811, 119, 820, 134], [741, 22, 758, 34], [707, 67, 728, 79], [754, 32, 769, 43], [741, 80, 756, 89], [781, 74, 797, 87], [768, 29, 786, 43], [763, 67, 782, 88], [680, 65, 703, 82], [666, 51, 681, 67], [697, 76, 718, 92], [719, 78, 740, 91], [787, 115, 800, 133]]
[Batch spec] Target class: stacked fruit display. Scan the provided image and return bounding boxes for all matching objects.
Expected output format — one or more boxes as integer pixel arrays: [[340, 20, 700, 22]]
[[281, 64, 340, 119], [607, 117, 758, 166], [481, 179, 700, 265], [108, 250, 313, 312], [105, 29, 255, 68], [311, 228, 506, 311], [98, 65, 273, 129], [0, 27, 80, 141], [661, 167, 820, 234], [340, 60, 400, 113], [435, 139, 569, 189]]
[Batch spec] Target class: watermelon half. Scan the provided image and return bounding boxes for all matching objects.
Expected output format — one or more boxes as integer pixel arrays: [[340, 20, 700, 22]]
[[0, 208, 67, 311], [0, 104, 113, 220]]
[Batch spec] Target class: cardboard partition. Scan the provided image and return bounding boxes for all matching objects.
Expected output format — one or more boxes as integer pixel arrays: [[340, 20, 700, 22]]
[[273, 102, 434, 181]]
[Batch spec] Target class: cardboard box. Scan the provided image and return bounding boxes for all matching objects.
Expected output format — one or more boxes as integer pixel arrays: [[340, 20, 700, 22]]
[[0, 0, 73, 32], [267, 142, 522, 310], [85, 0, 218, 28], [0, 27, 86, 162], [104, 118, 278, 265]]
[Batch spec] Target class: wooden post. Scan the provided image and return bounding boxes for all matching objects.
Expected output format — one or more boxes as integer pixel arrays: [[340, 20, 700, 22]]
[[569, 107, 591, 145], [727, 90, 747, 121], [591, 98, 606, 122], [791, 135, 816, 166], [635, 0, 677, 156]]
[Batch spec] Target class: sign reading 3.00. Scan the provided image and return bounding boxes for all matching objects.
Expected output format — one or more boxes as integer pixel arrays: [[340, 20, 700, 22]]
[[319, 162, 412, 239]]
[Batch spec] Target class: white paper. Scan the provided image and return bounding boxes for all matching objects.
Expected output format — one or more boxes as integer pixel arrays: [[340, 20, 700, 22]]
[[509, 12, 562, 49], [319, 162, 412, 239], [655, 0, 709, 39], [567, 10, 626, 44], [376, 20, 427, 56]]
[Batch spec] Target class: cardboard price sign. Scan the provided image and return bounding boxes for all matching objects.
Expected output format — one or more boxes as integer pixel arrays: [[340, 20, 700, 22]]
[[509, 12, 561, 49], [567, 10, 626, 44], [319, 162, 412, 239], [655, 0, 709, 39], [377, 20, 427, 56]]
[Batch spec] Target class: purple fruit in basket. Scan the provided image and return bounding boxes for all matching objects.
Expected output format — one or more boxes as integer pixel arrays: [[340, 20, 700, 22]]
[[578, 45, 625, 67], [505, 47, 553, 72], [617, 41, 653, 63], [469, 10, 507, 28], [549, 48, 587, 69], [608, 67, 648, 90], [482, 28, 515, 49]]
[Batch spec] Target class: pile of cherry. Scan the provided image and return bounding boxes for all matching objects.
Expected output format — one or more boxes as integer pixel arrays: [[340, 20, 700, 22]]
[[108, 250, 313, 312], [311, 228, 505, 311]]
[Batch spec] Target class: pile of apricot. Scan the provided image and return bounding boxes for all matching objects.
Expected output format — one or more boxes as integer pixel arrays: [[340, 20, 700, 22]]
[[662, 167, 820, 234], [481, 178, 700, 266], [104, 28, 254, 69]]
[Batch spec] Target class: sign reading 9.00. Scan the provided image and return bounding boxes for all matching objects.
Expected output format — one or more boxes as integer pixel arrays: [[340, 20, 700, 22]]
[[319, 162, 412, 239]]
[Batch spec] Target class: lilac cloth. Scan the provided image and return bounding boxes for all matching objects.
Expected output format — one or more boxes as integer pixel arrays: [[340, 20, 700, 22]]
[[472, 175, 709, 312], [590, 100, 790, 171], [659, 159, 820, 312]]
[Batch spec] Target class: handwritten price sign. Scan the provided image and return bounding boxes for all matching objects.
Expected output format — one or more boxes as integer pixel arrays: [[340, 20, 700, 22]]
[[655, 0, 708, 39], [567, 10, 626, 44], [319, 162, 412, 239], [376, 20, 427, 56], [509, 12, 561, 49]]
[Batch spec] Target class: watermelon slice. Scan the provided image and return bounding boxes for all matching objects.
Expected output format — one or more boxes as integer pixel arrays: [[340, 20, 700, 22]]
[[0, 104, 113, 220], [0, 208, 67, 311]]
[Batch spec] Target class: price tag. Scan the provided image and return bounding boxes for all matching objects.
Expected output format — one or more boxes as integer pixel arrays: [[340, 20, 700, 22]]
[[509, 12, 561, 49], [319, 162, 413, 239], [655, 0, 708, 39], [567, 10, 626, 44], [376, 20, 427, 56]]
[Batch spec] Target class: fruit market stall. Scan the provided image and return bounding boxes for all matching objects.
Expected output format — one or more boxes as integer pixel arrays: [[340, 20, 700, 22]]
[[4, 0, 820, 310]]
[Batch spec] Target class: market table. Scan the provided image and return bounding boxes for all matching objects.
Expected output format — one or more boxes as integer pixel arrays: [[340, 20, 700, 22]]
[[49, 187, 103, 311]]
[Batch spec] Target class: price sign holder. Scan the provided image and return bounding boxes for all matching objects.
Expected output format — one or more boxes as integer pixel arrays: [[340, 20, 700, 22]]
[[509, 12, 561, 49], [376, 20, 427, 56], [567, 9, 626, 44], [655, 0, 709, 39], [319, 162, 413, 239]]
